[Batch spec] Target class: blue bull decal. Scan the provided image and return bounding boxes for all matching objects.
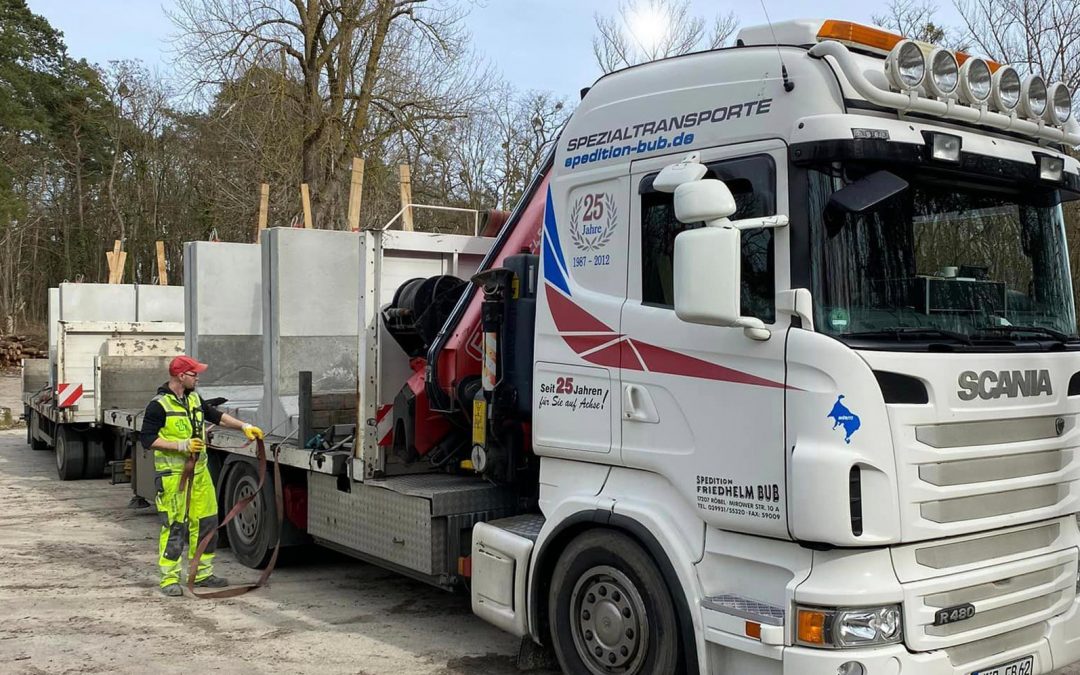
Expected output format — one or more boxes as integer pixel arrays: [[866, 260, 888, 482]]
[[828, 395, 861, 444]]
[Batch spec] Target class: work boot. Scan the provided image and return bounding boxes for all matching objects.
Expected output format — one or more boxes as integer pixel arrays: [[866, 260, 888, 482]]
[[160, 584, 183, 597], [193, 575, 229, 588]]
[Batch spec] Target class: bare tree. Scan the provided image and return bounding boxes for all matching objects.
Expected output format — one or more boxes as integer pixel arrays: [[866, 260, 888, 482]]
[[592, 0, 738, 74], [170, 0, 484, 227], [952, 0, 1080, 89], [872, 0, 955, 45]]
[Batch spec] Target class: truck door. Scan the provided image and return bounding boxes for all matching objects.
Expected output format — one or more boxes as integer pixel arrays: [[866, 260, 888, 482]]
[[621, 140, 791, 538]]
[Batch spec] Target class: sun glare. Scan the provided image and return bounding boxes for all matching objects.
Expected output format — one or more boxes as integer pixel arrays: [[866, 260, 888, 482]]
[[626, 5, 671, 53]]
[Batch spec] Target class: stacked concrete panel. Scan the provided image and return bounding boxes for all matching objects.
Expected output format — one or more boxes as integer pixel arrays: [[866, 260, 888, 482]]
[[258, 228, 362, 437], [136, 285, 184, 322], [183, 242, 263, 421]]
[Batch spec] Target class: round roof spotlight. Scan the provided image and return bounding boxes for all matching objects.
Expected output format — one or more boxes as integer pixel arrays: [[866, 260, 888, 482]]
[[925, 48, 959, 98], [1044, 82, 1072, 125], [1019, 75, 1047, 119], [958, 58, 992, 105], [990, 66, 1021, 112], [885, 40, 925, 91]]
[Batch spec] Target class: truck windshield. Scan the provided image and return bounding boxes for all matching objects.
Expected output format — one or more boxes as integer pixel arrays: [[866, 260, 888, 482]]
[[806, 166, 1078, 347]]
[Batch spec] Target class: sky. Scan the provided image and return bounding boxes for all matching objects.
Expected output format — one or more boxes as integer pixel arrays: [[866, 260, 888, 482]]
[[29, 0, 967, 102]]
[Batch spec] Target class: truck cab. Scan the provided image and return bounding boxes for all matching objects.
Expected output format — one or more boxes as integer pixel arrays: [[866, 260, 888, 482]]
[[472, 18, 1080, 675]]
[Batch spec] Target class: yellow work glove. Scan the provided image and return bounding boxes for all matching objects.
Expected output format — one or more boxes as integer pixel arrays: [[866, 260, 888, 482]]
[[242, 423, 264, 440], [177, 438, 205, 454]]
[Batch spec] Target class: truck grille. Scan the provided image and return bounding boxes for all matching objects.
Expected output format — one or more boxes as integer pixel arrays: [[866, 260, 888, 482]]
[[895, 522, 1078, 652], [900, 414, 1080, 539]]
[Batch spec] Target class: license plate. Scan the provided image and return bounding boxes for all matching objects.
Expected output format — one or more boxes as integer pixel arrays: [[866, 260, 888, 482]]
[[972, 655, 1034, 675]]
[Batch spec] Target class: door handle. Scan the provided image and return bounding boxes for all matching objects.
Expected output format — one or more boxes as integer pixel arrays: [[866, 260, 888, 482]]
[[623, 384, 659, 423]]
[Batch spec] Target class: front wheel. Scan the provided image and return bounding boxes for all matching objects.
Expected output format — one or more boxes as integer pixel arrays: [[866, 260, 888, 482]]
[[223, 461, 275, 569], [548, 530, 681, 675]]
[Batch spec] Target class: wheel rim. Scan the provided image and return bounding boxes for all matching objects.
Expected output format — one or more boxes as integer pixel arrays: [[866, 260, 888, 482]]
[[232, 475, 261, 544], [55, 433, 64, 470], [569, 565, 649, 674]]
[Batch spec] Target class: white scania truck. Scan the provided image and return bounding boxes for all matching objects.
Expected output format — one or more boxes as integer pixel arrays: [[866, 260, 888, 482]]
[[177, 18, 1080, 675]]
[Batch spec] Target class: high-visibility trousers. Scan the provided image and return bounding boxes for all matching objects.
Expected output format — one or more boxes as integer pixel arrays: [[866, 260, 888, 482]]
[[155, 469, 218, 587]]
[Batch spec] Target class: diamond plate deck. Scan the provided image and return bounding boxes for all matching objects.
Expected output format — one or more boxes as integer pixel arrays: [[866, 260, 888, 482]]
[[486, 514, 545, 541], [366, 473, 517, 517]]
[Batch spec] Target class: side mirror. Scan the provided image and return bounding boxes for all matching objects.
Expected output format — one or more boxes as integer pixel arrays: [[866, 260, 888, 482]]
[[674, 225, 741, 326], [671, 179, 782, 340], [674, 179, 737, 225]]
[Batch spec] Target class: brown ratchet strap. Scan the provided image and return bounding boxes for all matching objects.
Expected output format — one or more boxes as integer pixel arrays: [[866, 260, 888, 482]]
[[180, 437, 284, 599]]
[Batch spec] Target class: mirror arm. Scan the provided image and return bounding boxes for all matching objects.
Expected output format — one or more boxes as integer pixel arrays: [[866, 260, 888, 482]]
[[735, 316, 771, 341], [730, 215, 789, 231]]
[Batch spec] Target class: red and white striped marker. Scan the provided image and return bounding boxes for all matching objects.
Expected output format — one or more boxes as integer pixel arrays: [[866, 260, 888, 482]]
[[56, 383, 83, 409], [376, 404, 393, 446]]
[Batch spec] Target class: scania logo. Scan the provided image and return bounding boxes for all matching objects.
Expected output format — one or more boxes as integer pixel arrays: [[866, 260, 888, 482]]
[[957, 369, 1052, 401]]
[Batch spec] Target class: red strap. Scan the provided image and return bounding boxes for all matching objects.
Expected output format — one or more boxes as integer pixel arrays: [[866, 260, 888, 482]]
[[184, 438, 283, 599]]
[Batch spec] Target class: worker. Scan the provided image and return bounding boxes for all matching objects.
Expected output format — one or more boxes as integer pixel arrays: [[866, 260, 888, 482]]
[[139, 355, 264, 597]]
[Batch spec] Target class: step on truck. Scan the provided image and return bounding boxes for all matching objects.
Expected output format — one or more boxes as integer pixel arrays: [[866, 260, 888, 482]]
[[147, 18, 1080, 675], [24, 283, 184, 481]]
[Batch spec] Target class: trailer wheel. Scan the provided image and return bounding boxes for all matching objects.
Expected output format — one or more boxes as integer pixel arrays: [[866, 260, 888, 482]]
[[548, 530, 680, 675], [84, 438, 107, 479], [29, 410, 50, 450], [224, 461, 275, 569], [55, 427, 85, 481]]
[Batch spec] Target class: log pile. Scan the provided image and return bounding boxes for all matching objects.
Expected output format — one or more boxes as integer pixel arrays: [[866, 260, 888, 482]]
[[0, 335, 47, 368]]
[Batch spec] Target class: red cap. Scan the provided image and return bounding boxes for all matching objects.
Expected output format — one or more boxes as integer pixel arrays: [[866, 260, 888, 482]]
[[169, 355, 208, 377]]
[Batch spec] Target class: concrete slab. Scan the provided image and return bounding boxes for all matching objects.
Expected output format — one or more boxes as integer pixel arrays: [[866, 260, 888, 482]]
[[135, 285, 184, 322], [184, 242, 262, 387], [259, 228, 362, 436], [58, 283, 137, 322]]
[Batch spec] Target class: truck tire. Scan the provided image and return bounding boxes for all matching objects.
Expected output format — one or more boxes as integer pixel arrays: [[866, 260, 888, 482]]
[[548, 530, 680, 675], [55, 427, 86, 481], [29, 410, 50, 450], [84, 438, 107, 479], [223, 461, 275, 569]]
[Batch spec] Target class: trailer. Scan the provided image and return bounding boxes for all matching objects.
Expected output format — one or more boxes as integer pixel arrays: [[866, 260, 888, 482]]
[[24, 283, 184, 481], [96, 17, 1080, 675]]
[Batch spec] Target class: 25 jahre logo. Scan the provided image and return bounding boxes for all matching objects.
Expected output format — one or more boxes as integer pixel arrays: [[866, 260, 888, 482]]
[[569, 193, 617, 252]]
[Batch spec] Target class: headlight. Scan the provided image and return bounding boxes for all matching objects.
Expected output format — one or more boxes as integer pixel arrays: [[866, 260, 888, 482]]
[[958, 57, 992, 105], [1020, 75, 1047, 119], [796, 604, 904, 649], [1044, 82, 1072, 125], [925, 48, 958, 98], [990, 66, 1021, 112], [885, 40, 925, 90]]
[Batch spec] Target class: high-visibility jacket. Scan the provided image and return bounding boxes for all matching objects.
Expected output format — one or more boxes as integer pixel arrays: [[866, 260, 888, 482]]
[[152, 390, 208, 474]]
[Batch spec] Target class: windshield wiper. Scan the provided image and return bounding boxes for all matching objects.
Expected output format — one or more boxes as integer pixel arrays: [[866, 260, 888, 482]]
[[974, 325, 1075, 343], [841, 327, 973, 344]]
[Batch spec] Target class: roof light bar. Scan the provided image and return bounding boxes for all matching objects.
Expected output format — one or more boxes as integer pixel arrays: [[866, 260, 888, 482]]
[[1019, 75, 1048, 120], [817, 20, 903, 53], [1045, 82, 1072, 126], [925, 48, 958, 98], [990, 66, 1021, 112], [885, 40, 925, 91], [958, 58, 992, 105]]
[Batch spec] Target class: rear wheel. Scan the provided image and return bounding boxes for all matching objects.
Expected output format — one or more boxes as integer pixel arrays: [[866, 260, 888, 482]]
[[29, 410, 50, 450], [224, 461, 275, 569], [84, 438, 107, 479], [55, 427, 85, 481], [548, 530, 680, 675]]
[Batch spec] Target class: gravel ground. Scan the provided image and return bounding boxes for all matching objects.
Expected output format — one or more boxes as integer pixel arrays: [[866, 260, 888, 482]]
[[0, 372, 1077, 674]]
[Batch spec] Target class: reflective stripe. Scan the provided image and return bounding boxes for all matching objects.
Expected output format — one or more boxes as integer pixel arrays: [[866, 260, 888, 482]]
[[154, 390, 207, 473]]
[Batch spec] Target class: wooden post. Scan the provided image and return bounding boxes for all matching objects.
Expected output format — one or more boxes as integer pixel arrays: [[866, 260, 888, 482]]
[[347, 158, 365, 232], [300, 183, 313, 229], [115, 250, 127, 284], [257, 183, 269, 242], [398, 164, 413, 231], [156, 241, 168, 285], [106, 240, 121, 284]]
